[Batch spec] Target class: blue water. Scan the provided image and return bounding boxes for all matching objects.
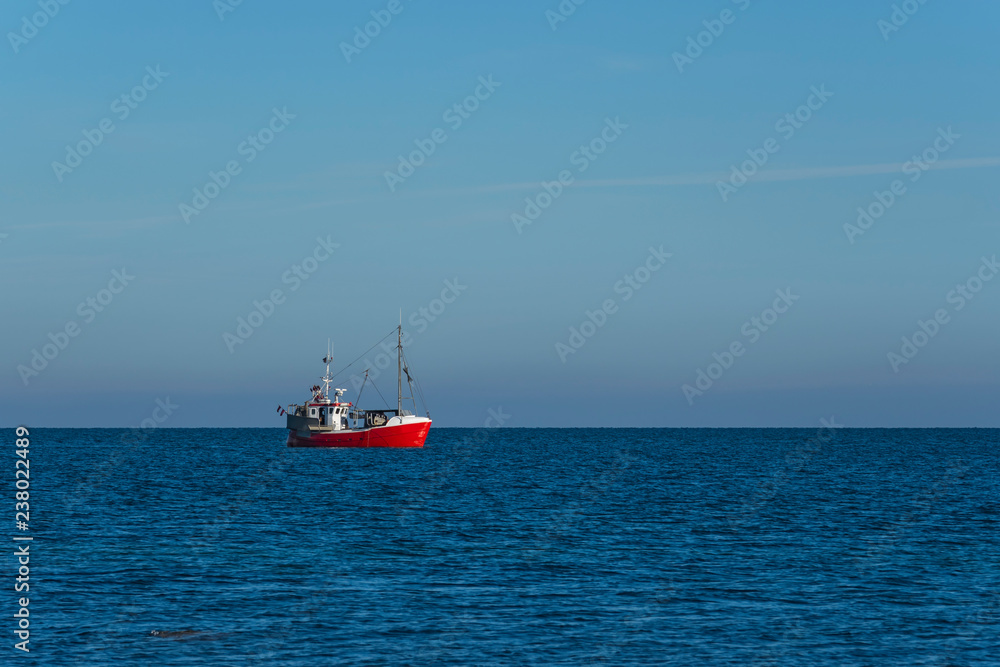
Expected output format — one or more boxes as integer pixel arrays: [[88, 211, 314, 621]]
[[15, 428, 1000, 665]]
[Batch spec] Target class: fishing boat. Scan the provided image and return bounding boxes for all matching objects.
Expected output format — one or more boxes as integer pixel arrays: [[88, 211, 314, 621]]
[[280, 324, 431, 448]]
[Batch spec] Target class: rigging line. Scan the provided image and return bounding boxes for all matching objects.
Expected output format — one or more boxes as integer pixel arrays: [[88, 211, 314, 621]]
[[369, 375, 391, 409], [400, 348, 415, 396], [328, 328, 398, 382], [402, 362, 417, 412], [401, 348, 430, 416], [354, 371, 369, 409], [414, 377, 430, 417]]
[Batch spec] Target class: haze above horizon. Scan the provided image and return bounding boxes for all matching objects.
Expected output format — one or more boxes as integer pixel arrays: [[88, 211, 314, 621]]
[[3, 0, 998, 427]]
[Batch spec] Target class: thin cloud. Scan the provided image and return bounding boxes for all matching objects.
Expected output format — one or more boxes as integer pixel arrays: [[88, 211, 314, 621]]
[[8, 214, 177, 232], [194, 156, 1000, 219], [424, 156, 1000, 196]]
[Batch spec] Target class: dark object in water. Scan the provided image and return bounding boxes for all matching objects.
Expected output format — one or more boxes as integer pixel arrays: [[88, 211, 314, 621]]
[[149, 630, 204, 640]]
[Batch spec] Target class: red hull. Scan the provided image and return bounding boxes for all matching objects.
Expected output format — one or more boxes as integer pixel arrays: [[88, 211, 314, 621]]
[[287, 420, 431, 448]]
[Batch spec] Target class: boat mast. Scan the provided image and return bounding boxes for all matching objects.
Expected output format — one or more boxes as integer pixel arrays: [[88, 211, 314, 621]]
[[397, 311, 403, 415], [322, 338, 333, 400]]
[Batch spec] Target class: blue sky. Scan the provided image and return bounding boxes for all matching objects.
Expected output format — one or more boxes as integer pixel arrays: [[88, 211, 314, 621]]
[[2, 0, 999, 427]]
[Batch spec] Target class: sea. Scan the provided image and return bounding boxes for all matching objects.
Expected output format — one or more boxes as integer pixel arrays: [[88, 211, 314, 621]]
[[14, 428, 1000, 665]]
